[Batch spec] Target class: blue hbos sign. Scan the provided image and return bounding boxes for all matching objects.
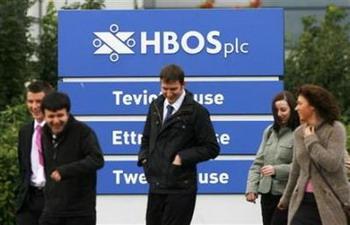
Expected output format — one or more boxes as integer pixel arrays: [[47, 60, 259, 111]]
[[58, 9, 283, 76], [58, 9, 284, 194], [97, 160, 252, 194]]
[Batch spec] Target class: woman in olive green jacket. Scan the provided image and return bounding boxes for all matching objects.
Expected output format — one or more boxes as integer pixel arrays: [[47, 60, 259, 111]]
[[278, 85, 350, 225], [246, 91, 300, 225]]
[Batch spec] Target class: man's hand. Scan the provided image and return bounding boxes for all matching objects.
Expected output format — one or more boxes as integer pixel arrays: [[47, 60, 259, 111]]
[[260, 165, 275, 176], [172, 154, 182, 166], [245, 192, 257, 203], [50, 170, 62, 182]]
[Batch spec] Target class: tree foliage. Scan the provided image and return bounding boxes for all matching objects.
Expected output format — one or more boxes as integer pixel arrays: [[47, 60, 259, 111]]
[[0, 0, 34, 110], [37, 0, 58, 87], [0, 104, 30, 225], [81, 0, 105, 9], [37, 0, 105, 87], [62, 0, 105, 10], [0, 2, 106, 223], [285, 5, 350, 121]]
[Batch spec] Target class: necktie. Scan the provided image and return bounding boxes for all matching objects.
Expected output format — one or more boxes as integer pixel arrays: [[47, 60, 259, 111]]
[[164, 105, 174, 122], [35, 125, 44, 166]]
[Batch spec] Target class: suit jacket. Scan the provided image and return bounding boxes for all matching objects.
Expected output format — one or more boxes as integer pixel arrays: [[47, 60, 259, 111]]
[[16, 121, 34, 212], [138, 91, 219, 194], [41, 115, 104, 216], [280, 121, 350, 225]]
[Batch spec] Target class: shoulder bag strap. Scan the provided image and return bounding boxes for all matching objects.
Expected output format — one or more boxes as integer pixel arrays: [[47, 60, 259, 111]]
[[310, 158, 348, 208]]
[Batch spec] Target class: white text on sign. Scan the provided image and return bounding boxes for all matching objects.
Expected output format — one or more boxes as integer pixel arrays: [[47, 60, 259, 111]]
[[113, 170, 230, 185], [112, 131, 230, 146], [112, 90, 224, 106]]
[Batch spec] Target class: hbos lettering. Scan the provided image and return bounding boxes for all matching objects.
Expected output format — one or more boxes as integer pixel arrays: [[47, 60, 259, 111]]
[[140, 31, 249, 58]]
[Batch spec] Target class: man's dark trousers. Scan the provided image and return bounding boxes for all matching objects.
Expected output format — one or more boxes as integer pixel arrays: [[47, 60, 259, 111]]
[[39, 214, 96, 225], [16, 186, 44, 225], [146, 192, 196, 225]]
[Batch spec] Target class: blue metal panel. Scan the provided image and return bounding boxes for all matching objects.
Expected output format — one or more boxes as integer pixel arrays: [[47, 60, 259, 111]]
[[58, 8, 285, 195], [58, 81, 283, 115], [86, 120, 271, 155], [97, 160, 252, 194], [58, 9, 284, 76]]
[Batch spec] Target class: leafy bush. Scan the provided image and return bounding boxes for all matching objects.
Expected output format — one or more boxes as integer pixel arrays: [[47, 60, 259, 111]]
[[285, 5, 350, 121], [0, 0, 34, 110], [37, 0, 58, 87], [36, 0, 105, 87], [0, 104, 30, 225]]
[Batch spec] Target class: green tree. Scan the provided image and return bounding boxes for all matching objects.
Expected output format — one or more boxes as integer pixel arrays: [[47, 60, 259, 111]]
[[81, 0, 105, 9], [37, 0, 58, 87], [285, 5, 350, 121], [37, 0, 105, 87], [0, 0, 34, 110], [62, 0, 105, 10]]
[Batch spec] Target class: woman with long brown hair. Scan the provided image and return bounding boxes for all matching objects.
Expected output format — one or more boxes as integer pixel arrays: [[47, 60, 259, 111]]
[[278, 84, 350, 225]]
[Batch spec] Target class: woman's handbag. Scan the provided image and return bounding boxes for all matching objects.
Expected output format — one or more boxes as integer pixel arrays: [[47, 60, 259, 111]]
[[310, 159, 350, 223]]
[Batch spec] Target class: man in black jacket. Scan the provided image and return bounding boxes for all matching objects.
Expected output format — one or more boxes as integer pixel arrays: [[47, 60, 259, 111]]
[[39, 92, 104, 225], [16, 81, 53, 225], [138, 64, 220, 225]]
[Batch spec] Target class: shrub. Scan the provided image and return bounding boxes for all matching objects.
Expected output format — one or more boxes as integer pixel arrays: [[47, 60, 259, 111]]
[[285, 5, 350, 121], [0, 104, 30, 225]]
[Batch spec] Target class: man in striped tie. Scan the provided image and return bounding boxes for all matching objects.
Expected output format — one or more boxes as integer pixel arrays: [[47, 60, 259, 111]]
[[138, 64, 220, 225]]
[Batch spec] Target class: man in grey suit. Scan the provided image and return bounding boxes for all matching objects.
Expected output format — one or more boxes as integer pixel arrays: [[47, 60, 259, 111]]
[[16, 81, 53, 225]]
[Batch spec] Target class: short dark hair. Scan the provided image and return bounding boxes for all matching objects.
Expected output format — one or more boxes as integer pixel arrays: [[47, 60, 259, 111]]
[[41, 92, 71, 113], [296, 84, 340, 124], [272, 91, 300, 131], [159, 64, 185, 84], [26, 80, 53, 95]]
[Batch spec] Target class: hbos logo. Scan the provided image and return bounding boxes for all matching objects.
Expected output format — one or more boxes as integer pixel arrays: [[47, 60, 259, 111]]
[[93, 24, 136, 62], [93, 24, 249, 62]]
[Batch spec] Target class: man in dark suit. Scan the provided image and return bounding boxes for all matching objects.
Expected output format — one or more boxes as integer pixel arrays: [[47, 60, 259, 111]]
[[16, 81, 53, 225], [39, 92, 104, 225]]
